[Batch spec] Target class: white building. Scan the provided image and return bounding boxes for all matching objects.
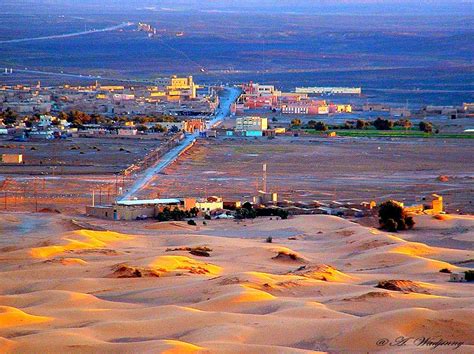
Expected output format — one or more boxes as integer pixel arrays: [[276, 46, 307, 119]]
[[295, 87, 361, 95]]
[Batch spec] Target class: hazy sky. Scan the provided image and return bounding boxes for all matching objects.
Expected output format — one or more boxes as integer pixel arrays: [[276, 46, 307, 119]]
[[3, 0, 473, 15]]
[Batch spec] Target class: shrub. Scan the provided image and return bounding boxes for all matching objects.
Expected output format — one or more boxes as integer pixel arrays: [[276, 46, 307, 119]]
[[465, 270, 474, 282], [266, 236, 273, 243], [242, 202, 253, 210], [397, 218, 407, 231], [439, 268, 452, 273], [255, 207, 288, 219], [384, 218, 398, 232], [405, 216, 415, 229], [204, 214, 211, 220], [156, 207, 188, 222], [187, 220, 197, 226], [235, 207, 257, 219]]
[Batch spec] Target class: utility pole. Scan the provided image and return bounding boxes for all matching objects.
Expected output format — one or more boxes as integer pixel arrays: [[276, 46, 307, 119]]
[[262, 163, 267, 193], [34, 178, 38, 212], [115, 174, 118, 197], [92, 190, 95, 207]]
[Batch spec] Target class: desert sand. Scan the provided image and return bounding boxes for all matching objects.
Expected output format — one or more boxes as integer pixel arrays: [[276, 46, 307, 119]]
[[0, 213, 473, 353]]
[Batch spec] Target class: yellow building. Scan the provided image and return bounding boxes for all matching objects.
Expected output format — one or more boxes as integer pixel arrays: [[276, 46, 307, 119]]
[[1, 154, 23, 164], [195, 197, 224, 213], [274, 127, 286, 134], [336, 105, 352, 113], [155, 75, 197, 99], [425, 194, 443, 214], [149, 91, 166, 97]]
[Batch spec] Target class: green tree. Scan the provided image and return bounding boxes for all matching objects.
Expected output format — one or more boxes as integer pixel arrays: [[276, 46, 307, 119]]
[[356, 119, 367, 129], [419, 121, 433, 133], [396, 119, 412, 130], [378, 200, 415, 231], [291, 118, 302, 127], [3, 108, 18, 125], [307, 120, 316, 129], [373, 117, 394, 130], [154, 124, 167, 133], [57, 111, 68, 121], [314, 121, 328, 131]]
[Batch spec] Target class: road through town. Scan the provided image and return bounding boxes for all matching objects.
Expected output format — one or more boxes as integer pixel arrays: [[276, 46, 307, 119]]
[[119, 86, 241, 200]]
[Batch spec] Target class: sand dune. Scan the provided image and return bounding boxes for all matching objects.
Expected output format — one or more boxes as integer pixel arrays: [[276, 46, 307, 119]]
[[0, 213, 473, 352]]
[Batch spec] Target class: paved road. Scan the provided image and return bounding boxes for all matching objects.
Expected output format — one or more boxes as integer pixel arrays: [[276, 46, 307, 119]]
[[119, 86, 241, 200], [0, 22, 133, 45]]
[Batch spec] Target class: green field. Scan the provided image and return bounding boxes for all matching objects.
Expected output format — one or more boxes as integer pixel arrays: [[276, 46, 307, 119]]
[[305, 129, 474, 139]]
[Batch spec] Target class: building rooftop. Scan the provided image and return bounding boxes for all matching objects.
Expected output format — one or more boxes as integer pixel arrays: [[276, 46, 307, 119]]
[[116, 198, 182, 206]]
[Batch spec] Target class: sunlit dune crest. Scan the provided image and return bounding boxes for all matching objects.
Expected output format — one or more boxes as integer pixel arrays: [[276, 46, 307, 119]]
[[149, 255, 222, 276], [29, 230, 133, 258], [161, 340, 205, 354], [0, 306, 52, 329]]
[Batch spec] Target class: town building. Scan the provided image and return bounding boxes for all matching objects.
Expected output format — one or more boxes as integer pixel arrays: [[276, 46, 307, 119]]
[[390, 108, 411, 118], [85, 196, 224, 221], [154, 75, 197, 100], [117, 128, 138, 136], [450, 272, 466, 282], [195, 196, 224, 213], [394, 194, 444, 215], [1, 153, 23, 164], [86, 198, 196, 221], [295, 87, 362, 95], [253, 190, 278, 205], [235, 116, 268, 136], [463, 103, 474, 113]]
